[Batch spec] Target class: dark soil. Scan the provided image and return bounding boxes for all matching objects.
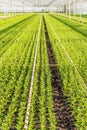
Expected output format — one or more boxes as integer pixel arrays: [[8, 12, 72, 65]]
[[43, 16, 77, 130]]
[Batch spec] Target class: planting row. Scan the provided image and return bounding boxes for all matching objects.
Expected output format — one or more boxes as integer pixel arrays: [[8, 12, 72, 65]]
[[0, 15, 41, 130], [46, 14, 87, 85], [0, 14, 37, 57], [57, 13, 87, 24], [0, 13, 34, 31], [27, 17, 57, 130], [44, 14, 87, 129], [51, 14, 87, 37]]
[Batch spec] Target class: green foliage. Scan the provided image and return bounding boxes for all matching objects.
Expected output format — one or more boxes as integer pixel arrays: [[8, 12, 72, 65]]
[[0, 15, 41, 129], [1, 13, 87, 130], [51, 14, 87, 36], [45, 14, 87, 129]]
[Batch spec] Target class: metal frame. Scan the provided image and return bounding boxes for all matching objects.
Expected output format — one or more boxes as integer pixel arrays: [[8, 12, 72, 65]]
[[0, 0, 87, 14]]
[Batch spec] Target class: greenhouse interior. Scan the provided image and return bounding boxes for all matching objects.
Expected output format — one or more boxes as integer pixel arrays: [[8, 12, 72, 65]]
[[0, 0, 87, 130]]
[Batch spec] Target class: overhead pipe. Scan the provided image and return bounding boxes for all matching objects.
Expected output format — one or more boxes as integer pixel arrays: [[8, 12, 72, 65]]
[[69, 0, 71, 19], [73, 0, 76, 20], [79, 0, 82, 22]]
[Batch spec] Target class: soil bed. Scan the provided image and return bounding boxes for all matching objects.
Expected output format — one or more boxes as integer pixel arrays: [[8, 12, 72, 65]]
[[43, 16, 77, 130]]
